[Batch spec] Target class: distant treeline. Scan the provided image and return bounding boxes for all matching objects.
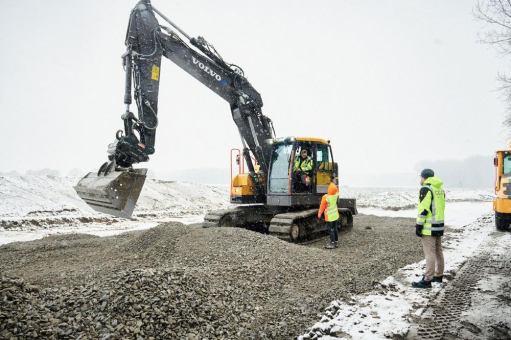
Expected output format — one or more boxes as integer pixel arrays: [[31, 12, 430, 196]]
[[341, 155, 494, 188], [414, 155, 494, 189]]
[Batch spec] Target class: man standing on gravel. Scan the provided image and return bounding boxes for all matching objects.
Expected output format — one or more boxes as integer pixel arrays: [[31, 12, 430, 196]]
[[412, 169, 446, 289], [318, 182, 340, 249]]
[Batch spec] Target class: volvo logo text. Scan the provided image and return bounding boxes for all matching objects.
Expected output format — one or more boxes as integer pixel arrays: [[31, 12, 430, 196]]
[[192, 57, 223, 82]]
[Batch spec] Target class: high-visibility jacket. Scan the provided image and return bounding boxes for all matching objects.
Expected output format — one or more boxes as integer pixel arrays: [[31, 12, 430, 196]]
[[416, 176, 446, 236], [318, 183, 340, 222], [293, 156, 313, 173]]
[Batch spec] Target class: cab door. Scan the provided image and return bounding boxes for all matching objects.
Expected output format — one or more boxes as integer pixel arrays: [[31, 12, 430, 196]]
[[314, 143, 335, 194]]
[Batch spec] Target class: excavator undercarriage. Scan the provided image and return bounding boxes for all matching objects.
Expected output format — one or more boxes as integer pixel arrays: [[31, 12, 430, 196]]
[[204, 199, 356, 242]]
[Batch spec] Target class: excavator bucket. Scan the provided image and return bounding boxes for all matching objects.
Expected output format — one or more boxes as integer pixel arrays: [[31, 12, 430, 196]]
[[74, 168, 147, 219]]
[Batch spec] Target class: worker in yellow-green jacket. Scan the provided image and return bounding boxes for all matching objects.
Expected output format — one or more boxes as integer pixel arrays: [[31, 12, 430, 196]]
[[412, 169, 446, 289], [318, 182, 340, 249], [293, 148, 314, 192]]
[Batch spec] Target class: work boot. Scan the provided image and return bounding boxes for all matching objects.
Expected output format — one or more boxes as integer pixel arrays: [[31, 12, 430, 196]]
[[431, 276, 443, 283], [411, 278, 432, 289], [325, 243, 335, 249], [334, 241, 338, 248]]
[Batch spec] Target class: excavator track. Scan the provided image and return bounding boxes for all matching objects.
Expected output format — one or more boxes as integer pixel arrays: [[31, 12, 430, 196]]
[[268, 208, 353, 241], [203, 206, 354, 242]]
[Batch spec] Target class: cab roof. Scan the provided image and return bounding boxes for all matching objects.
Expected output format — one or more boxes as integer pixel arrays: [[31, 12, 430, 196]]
[[296, 137, 329, 144], [273, 136, 330, 145]]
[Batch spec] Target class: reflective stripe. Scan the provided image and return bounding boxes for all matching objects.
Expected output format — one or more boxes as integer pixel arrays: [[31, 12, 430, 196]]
[[422, 226, 445, 231], [418, 215, 427, 219], [416, 221, 424, 226], [426, 220, 444, 224]]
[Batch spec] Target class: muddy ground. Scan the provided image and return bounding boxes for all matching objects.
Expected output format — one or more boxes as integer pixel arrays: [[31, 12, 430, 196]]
[[0, 214, 424, 339]]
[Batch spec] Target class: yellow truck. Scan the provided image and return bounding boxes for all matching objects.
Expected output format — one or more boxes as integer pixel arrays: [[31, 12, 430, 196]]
[[494, 146, 511, 231]]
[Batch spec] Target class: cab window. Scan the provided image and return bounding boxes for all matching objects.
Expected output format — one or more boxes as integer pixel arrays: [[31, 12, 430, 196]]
[[504, 154, 511, 175], [269, 143, 293, 193], [316, 144, 331, 170]]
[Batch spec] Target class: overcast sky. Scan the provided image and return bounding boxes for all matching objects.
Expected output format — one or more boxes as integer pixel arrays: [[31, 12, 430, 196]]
[[0, 0, 508, 183]]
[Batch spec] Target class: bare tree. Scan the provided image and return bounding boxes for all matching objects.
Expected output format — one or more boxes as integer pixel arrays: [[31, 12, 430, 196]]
[[474, 0, 511, 129]]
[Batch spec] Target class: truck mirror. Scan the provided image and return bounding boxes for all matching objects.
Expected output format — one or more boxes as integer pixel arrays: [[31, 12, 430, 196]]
[[236, 155, 240, 165], [494, 156, 498, 167]]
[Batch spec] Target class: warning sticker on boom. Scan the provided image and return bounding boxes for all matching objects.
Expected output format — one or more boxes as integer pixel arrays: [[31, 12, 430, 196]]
[[151, 65, 160, 81]]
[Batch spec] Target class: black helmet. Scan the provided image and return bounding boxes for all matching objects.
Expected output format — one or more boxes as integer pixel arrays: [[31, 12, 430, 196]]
[[420, 168, 434, 179]]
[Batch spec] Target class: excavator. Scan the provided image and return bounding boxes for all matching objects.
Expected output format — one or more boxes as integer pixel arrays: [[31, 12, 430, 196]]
[[74, 0, 357, 241]]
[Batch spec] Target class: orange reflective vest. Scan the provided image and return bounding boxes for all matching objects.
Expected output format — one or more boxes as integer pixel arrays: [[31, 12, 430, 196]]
[[318, 183, 340, 222]]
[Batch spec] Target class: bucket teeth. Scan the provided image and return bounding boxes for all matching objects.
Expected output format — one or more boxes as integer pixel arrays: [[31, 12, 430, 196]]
[[74, 168, 147, 219]]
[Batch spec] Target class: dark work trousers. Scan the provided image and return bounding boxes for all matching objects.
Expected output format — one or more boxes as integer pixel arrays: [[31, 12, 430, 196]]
[[326, 220, 338, 243]]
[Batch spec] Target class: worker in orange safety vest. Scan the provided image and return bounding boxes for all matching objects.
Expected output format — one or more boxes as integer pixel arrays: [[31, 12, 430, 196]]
[[318, 182, 340, 249]]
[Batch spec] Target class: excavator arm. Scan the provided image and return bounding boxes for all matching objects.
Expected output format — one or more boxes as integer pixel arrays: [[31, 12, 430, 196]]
[[75, 0, 275, 218], [116, 0, 274, 175]]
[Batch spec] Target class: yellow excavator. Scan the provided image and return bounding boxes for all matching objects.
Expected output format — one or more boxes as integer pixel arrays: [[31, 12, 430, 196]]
[[74, 0, 357, 241], [494, 145, 511, 231]]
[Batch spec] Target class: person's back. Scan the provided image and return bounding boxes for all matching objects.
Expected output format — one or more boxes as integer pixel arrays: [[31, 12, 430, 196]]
[[418, 176, 445, 237]]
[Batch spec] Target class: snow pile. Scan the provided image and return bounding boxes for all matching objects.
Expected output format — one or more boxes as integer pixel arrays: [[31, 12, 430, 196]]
[[298, 213, 495, 340], [0, 175, 229, 230], [135, 179, 229, 218], [341, 187, 493, 211]]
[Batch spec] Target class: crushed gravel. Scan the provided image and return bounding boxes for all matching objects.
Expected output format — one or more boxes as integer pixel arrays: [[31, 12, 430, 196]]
[[0, 214, 423, 339]]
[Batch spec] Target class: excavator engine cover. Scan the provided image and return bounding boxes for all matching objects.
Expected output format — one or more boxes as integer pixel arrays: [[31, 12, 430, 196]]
[[74, 169, 147, 219]]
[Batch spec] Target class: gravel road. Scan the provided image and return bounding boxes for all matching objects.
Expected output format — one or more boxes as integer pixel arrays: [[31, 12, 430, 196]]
[[0, 214, 423, 339]]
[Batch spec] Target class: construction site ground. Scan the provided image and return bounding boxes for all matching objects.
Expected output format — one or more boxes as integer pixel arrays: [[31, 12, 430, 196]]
[[1, 214, 422, 339], [2, 211, 509, 339]]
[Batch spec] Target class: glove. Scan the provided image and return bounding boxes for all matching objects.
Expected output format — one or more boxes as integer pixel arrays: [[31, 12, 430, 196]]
[[415, 224, 423, 237]]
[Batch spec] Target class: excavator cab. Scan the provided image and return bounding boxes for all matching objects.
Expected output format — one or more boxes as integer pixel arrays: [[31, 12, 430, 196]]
[[231, 137, 337, 206], [276, 137, 337, 199]]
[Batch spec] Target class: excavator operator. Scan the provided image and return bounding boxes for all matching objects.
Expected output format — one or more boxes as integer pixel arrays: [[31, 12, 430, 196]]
[[293, 148, 314, 192]]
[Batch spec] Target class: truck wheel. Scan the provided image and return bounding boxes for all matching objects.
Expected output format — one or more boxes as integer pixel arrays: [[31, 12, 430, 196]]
[[495, 212, 510, 231]]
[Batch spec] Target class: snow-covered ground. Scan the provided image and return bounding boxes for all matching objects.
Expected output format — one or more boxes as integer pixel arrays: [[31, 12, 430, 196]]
[[299, 199, 497, 339], [0, 176, 493, 246], [0, 175, 230, 245]]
